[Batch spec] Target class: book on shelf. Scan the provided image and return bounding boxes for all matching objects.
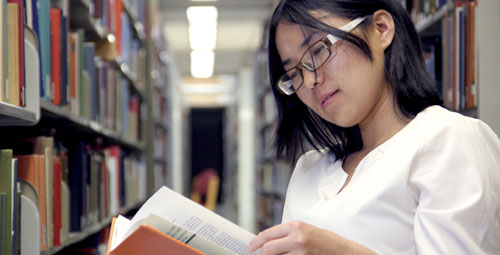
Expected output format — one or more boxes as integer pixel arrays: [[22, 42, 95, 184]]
[[7, 0, 25, 107], [0, 0, 4, 103], [15, 154, 49, 250], [6, 1, 20, 106], [2, 135, 147, 253], [0, 149, 14, 255], [440, 0, 477, 112], [19, 179, 41, 255], [108, 186, 256, 255]]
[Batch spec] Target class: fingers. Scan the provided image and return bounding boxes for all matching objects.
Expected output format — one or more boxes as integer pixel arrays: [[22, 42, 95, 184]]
[[248, 223, 291, 252], [255, 236, 292, 255]]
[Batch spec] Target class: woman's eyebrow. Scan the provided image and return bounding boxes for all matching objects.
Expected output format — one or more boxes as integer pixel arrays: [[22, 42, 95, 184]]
[[300, 31, 319, 48], [281, 31, 319, 69]]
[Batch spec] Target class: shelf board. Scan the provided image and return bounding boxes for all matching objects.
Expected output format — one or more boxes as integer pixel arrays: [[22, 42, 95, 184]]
[[258, 121, 275, 132], [0, 102, 38, 126], [154, 157, 167, 165], [40, 100, 144, 151], [258, 155, 275, 163], [114, 59, 145, 100], [70, 0, 109, 41], [416, 4, 452, 33], [122, 1, 146, 42], [41, 201, 144, 255], [155, 119, 168, 131], [258, 189, 285, 200], [458, 107, 478, 118]]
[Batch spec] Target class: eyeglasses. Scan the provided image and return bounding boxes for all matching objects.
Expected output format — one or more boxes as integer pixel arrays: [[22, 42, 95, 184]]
[[277, 16, 368, 96]]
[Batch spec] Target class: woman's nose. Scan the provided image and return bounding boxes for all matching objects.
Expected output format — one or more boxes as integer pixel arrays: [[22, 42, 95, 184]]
[[302, 68, 324, 90]]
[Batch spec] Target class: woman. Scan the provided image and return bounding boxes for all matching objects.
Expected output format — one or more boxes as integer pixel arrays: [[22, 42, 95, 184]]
[[249, 0, 500, 254]]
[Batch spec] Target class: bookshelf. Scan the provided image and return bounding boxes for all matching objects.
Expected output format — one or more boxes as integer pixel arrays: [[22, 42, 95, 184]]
[[144, 0, 170, 195], [413, 0, 500, 135], [254, 49, 292, 231], [0, 0, 172, 254]]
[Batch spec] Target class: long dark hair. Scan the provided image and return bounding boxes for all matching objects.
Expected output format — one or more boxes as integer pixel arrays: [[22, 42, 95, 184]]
[[268, 0, 442, 163]]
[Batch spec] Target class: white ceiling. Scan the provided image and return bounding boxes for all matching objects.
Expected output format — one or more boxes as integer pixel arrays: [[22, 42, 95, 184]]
[[160, 0, 276, 78]]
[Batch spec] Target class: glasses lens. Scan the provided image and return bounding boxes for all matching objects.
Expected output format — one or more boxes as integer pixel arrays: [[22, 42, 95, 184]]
[[278, 69, 302, 95], [302, 41, 331, 71]]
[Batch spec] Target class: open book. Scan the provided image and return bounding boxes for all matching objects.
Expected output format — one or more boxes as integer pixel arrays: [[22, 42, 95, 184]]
[[107, 186, 257, 255]]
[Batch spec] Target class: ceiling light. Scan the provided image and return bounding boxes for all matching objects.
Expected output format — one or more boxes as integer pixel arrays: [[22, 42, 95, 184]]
[[187, 6, 218, 24], [191, 50, 215, 78], [186, 6, 218, 50], [189, 23, 217, 50]]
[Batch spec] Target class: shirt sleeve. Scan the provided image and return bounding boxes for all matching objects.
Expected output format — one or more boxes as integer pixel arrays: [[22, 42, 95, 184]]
[[410, 117, 500, 254]]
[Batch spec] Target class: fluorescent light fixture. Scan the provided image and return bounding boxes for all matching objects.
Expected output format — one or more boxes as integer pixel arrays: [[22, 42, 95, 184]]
[[189, 23, 217, 49], [187, 6, 218, 21], [187, 6, 218, 50], [191, 50, 215, 78]]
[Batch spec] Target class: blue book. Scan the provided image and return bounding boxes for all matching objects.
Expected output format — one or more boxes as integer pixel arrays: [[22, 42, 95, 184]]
[[31, 0, 42, 98], [69, 141, 86, 231], [459, 6, 465, 110], [121, 79, 129, 135], [38, 0, 51, 100], [60, 15, 68, 105], [83, 43, 96, 121]]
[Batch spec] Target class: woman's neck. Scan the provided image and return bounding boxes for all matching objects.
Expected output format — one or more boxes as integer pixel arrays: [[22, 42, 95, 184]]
[[358, 90, 410, 152]]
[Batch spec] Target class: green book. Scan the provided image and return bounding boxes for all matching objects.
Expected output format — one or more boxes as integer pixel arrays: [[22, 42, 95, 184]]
[[0, 192, 7, 255], [0, 149, 13, 255]]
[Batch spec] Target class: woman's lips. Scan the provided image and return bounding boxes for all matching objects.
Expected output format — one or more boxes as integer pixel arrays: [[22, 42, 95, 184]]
[[320, 90, 338, 109]]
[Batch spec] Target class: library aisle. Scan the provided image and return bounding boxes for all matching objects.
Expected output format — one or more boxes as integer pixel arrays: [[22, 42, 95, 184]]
[[1, 0, 499, 254]]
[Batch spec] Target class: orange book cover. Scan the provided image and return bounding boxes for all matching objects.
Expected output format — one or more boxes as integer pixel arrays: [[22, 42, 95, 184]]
[[113, 0, 122, 55], [15, 155, 46, 250], [37, 154, 48, 250], [107, 217, 205, 255], [106, 187, 255, 255], [50, 8, 62, 105]]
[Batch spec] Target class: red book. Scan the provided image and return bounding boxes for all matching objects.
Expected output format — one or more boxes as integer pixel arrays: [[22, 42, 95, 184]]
[[50, 8, 62, 105], [53, 158, 62, 246], [113, 0, 122, 55], [7, 0, 24, 106]]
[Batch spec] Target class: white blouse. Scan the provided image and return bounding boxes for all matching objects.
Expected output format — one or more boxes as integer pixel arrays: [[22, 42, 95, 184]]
[[281, 106, 500, 254]]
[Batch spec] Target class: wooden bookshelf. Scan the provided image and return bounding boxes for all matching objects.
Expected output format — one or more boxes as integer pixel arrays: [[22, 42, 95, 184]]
[[416, 4, 453, 33], [0, 0, 172, 254], [0, 102, 38, 126], [122, 1, 146, 42], [41, 201, 144, 255], [40, 100, 145, 151]]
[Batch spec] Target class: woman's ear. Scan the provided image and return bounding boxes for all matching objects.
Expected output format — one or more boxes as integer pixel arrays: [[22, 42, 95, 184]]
[[371, 10, 395, 50]]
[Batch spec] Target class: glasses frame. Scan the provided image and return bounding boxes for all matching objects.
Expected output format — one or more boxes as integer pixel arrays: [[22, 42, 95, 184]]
[[277, 16, 369, 96]]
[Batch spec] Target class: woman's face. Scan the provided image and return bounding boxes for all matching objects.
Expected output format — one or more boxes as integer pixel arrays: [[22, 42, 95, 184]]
[[275, 12, 392, 128]]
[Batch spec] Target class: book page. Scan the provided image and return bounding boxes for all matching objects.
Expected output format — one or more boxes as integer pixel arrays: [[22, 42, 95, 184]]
[[110, 215, 131, 251], [130, 186, 256, 255], [120, 213, 233, 254]]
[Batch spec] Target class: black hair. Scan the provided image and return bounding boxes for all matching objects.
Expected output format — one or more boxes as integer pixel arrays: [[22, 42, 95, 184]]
[[268, 0, 442, 163]]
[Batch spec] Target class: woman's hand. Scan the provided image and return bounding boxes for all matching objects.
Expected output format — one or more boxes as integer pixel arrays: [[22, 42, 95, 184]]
[[248, 221, 374, 255]]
